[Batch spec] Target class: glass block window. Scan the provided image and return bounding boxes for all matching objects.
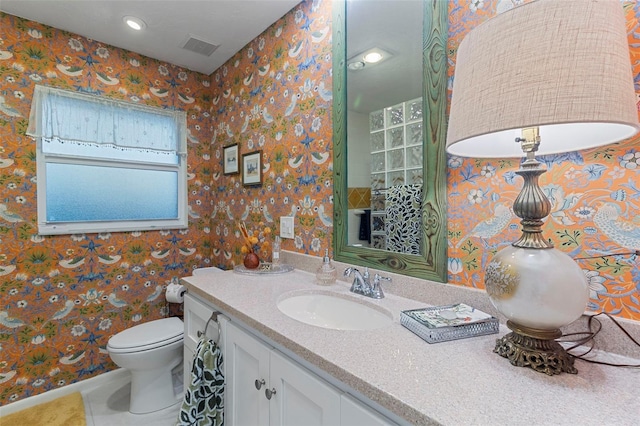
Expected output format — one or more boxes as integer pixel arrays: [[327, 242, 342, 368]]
[[368, 97, 423, 250]]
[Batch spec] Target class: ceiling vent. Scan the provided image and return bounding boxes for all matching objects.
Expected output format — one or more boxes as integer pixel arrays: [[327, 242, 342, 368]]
[[182, 35, 219, 57]]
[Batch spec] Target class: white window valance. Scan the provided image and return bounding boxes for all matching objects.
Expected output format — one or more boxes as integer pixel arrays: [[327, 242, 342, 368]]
[[26, 85, 187, 154]]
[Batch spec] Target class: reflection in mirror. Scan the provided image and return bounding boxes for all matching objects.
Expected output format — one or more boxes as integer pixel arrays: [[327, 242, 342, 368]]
[[333, 0, 448, 282], [345, 0, 424, 253]]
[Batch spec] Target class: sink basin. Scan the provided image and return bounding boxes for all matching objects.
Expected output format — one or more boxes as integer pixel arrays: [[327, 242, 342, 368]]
[[277, 291, 393, 330]]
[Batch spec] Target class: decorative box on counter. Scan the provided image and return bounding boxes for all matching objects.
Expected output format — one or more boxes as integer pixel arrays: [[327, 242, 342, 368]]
[[400, 303, 499, 343]]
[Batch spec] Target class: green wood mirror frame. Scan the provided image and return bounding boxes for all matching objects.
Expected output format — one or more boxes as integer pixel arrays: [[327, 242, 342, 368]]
[[332, 0, 448, 282]]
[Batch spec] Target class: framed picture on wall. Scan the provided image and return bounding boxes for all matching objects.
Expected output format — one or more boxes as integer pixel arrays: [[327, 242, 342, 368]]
[[242, 150, 262, 186], [223, 144, 239, 175]]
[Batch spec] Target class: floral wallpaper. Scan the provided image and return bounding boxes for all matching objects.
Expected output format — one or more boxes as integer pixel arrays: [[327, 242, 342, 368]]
[[447, 0, 640, 320], [1, 0, 639, 408], [0, 13, 213, 404], [0, 0, 332, 406], [208, 0, 334, 267]]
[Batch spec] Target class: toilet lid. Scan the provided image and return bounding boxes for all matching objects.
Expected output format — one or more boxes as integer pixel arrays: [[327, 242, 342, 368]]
[[108, 317, 183, 350]]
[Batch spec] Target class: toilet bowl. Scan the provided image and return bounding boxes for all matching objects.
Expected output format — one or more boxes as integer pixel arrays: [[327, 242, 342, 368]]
[[107, 317, 184, 414]]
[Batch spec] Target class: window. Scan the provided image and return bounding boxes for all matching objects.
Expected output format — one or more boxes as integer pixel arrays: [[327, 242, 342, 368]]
[[27, 85, 188, 235]]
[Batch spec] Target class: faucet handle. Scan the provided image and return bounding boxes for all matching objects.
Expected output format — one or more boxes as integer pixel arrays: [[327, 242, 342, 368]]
[[371, 274, 391, 299], [373, 273, 391, 283], [343, 267, 357, 277], [345, 267, 362, 294], [363, 267, 370, 279]]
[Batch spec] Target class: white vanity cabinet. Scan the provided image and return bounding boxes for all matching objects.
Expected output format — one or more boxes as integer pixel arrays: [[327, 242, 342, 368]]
[[184, 292, 396, 426], [224, 319, 341, 426]]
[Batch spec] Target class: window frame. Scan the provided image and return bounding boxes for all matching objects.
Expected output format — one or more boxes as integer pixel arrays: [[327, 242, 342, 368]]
[[31, 87, 188, 235], [36, 147, 188, 235]]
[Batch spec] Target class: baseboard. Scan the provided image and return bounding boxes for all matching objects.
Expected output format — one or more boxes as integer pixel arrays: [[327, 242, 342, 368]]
[[0, 368, 130, 416]]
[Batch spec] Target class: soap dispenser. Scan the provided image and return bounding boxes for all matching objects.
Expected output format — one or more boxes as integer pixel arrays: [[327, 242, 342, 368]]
[[316, 249, 337, 286], [272, 236, 281, 266]]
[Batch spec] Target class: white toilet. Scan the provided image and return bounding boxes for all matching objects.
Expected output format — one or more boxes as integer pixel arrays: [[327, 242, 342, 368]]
[[106, 317, 184, 414]]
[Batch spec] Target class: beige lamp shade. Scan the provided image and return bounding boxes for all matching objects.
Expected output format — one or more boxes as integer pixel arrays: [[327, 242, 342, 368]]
[[446, 0, 640, 158]]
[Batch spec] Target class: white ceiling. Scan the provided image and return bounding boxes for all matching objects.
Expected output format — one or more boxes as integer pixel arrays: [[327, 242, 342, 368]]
[[0, 0, 302, 75]]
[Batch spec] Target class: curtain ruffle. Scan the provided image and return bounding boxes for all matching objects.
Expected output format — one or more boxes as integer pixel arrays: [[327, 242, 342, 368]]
[[26, 85, 187, 154]]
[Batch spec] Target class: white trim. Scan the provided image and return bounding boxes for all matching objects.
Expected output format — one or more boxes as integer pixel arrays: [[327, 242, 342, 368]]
[[36, 139, 188, 236], [39, 221, 189, 236], [0, 368, 130, 416]]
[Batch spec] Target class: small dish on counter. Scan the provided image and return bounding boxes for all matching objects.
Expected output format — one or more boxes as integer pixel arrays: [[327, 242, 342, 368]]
[[233, 263, 294, 275]]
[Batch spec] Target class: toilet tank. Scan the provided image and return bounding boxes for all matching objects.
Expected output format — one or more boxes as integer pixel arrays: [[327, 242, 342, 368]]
[[192, 266, 223, 276]]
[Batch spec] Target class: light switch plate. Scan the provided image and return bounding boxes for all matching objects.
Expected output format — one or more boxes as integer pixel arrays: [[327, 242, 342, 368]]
[[280, 216, 294, 239]]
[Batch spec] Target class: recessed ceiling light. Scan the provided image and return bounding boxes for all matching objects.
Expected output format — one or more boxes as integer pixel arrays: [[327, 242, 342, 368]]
[[347, 47, 392, 71], [363, 52, 383, 64], [123, 16, 146, 31]]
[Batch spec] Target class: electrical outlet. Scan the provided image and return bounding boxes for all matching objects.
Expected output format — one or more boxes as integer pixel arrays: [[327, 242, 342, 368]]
[[280, 216, 294, 239]]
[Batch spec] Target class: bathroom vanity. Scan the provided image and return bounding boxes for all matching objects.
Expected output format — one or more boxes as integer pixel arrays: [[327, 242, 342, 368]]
[[181, 269, 639, 425], [183, 291, 393, 425]]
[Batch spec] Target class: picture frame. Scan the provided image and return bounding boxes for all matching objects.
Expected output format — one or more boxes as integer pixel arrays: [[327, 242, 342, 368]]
[[242, 150, 262, 186], [223, 144, 239, 175]]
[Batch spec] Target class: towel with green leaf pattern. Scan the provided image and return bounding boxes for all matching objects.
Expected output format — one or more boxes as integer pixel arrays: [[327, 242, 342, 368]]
[[177, 337, 224, 425]]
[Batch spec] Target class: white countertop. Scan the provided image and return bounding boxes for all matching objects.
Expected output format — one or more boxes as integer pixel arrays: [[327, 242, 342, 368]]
[[181, 268, 640, 425]]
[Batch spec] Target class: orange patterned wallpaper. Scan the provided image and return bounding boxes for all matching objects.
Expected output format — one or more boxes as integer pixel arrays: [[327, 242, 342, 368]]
[[208, 0, 334, 265], [1, 0, 639, 407], [447, 0, 640, 320], [204, 0, 640, 323], [0, 0, 333, 405], [0, 12, 214, 404]]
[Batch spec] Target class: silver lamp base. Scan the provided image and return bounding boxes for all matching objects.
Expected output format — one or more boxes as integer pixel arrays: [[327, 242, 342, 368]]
[[494, 321, 577, 376]]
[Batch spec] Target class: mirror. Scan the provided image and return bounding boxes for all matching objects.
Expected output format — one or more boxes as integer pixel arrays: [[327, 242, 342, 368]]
[[345, 0, 423, 252], [333, 0, 448, 281]]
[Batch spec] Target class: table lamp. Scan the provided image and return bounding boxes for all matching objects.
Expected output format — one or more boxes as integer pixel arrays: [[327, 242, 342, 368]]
[[446, 0, 639, 375]]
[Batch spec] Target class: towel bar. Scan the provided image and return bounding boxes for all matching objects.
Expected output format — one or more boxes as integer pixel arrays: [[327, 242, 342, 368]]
[[198, 311, 222, 344]]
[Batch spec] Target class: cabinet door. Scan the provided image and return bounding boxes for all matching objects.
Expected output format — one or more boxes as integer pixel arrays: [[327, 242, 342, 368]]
[[183, 294, 222, 392], [184, 293, 221, 348], [269, 350, 341, 426], [341, 394, 395, 426], [225, 321, 271, 426]]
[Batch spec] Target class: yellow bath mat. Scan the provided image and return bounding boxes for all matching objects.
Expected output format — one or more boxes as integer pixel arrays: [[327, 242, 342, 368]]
[[2, 392, 86, 426]]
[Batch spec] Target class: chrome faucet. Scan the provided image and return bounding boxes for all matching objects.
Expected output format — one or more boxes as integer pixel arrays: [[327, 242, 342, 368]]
[[344, 266, 370, 296], [344, 267, 391, 299]]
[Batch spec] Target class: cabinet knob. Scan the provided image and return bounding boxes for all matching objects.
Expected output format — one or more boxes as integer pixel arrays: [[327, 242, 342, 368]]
[[265, 388, 277, 400], [254, 379, 265, 390]]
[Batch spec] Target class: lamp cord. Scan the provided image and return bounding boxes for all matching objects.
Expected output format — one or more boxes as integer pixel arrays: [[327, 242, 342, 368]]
[[561, 251, 639, 367], [574, 250, 640, 261], [559, 312, 640, 368]]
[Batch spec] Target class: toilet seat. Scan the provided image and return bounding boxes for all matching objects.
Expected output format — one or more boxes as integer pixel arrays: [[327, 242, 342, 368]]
[[107, 317, 184, 353]]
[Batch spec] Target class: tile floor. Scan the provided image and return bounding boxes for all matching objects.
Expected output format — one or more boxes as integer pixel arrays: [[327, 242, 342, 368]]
[[82, 370, 182, 426], [0, 367, 186, 425]]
